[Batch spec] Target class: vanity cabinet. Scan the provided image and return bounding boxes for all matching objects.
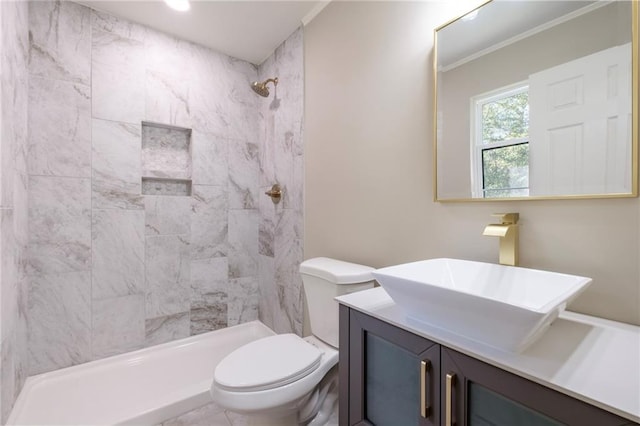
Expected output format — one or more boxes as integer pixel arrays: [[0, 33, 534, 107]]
[[339, 306, 636, 426]]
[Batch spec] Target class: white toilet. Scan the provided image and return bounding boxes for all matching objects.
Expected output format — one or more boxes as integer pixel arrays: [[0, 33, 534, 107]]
[[210, 257, 375, 425]]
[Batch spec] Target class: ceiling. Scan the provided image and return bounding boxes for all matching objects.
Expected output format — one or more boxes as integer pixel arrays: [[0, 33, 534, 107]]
[[77, 0, 326, 65], [437, 0, 597, 70]]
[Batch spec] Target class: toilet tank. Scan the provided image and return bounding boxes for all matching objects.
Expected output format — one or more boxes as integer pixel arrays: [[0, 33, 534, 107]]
[[300, 257, 375, 348]]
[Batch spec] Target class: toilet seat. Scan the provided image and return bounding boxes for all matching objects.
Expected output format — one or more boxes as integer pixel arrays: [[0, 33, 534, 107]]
[[214, 334, 321, 392]]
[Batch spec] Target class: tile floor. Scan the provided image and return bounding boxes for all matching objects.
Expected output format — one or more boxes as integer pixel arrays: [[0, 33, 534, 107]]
[[160, 402, 339, 426]]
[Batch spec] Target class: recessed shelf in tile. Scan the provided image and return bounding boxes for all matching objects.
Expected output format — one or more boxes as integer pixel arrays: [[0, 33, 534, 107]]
[[142, 122, 192, 180], [142, 177, 192, 196]]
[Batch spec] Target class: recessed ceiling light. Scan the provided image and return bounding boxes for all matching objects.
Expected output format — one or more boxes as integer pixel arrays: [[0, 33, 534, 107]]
[[164, 0, 190, 12], [461, 9, 479, 22]]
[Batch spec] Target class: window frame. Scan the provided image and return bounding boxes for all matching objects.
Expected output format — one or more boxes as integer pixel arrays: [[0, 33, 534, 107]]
[[470, 82, 529, 198]]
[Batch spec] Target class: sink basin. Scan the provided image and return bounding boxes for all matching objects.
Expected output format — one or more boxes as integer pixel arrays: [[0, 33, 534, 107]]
[[372, 258, 592, 352]]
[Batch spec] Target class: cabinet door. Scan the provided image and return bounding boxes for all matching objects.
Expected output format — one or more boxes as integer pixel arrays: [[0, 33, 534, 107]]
[[441, 347, 633, 426], [340, 307, 440, 426]]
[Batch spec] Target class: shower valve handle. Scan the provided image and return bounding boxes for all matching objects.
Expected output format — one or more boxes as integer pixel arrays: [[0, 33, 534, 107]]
[[265, 184, 282, 204]]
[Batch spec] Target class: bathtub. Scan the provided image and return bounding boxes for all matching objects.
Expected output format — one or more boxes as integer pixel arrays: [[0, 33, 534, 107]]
[[7, 321, 275, 425]]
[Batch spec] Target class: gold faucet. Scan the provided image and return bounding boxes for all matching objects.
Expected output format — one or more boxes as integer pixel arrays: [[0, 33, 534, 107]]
[[483, 213, 519, 266]]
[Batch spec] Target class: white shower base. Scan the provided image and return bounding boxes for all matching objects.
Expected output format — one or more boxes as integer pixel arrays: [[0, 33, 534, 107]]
[[7, 321, 275, 426]]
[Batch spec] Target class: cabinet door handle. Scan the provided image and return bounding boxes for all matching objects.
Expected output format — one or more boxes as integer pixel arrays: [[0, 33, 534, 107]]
[[446, 372, 456, 426], [420, 360, 431, 418]]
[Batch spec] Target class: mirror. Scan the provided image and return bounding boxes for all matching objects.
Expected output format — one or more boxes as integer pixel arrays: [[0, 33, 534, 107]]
[[435, 0, 638, 201]]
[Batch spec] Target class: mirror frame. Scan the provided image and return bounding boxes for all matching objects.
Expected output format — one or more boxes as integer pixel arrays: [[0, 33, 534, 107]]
[[433, 0, 639, 202]]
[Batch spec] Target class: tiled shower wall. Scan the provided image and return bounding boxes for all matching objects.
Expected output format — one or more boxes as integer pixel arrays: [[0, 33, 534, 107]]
[[257, 28, 305, 335], [26, 0, 304, 377], [0, 0, 29, 422]]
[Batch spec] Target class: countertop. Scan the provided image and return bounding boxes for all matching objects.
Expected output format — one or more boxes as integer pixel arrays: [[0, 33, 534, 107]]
[[337, 287, 640, 423]]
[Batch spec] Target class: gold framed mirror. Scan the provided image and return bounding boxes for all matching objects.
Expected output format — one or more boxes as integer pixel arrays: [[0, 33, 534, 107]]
[[434, 0, 638, 202]]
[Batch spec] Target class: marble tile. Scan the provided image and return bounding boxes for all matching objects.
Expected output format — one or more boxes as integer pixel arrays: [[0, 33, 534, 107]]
[[258, 111, 275, 188], [327, 401, 340, 426], [142, 179, 191, 196], [191, 185, 228, 260], [1, 211, 18, 417], [274, 209, 303, 289], [192, 131, 228, 186], [258, 255, 276, 331], [189, 81, 232, 139], [14, 274, 28, 401], [290, 153, 304, 214], [144, 195, 191, 236], [2, 0, 29, 418], [190, 257, 228, 334], [188, 51, 259, 141], [90, 9, 147, 43], [13, 74, 29, 178], [228, 141, 259, 209], [218, 54, 260, 144], [0, 0, 28, 94], [145, 70, 192, 129], [0, 105, 14, 209], [92, 209, 145, 299], [141, 123, 191, 179], [162, 402, 230, 426], [27, 77, 91, 177], [13, 173, 29, 253], [146, 235, 191, 318], [190, 290, 227, 335], [28, 0, 91, 85], [92, 29, 145, 124], [223, 410, 267, 426], [1, 332, 16, 424], [92, 295, 145, 358], [191, 256, 228, 287], [145, 28, 194, 81], [257, 26, 304, 212], [260, 209, 304, 336], [228, 209, 258, 279], [28, 176, 91, 275], [272, 283, 303, 336], [28, 271, 92, 374], [1, 3, 28, 207], [228, 277, 259, 327], [1, 208, 17, 312], [145, 312, 190, 347], [258, 186, 276, 258], [92, 119, 143, 210]]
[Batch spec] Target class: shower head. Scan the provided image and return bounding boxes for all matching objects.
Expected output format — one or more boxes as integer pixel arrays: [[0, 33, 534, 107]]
[[251, 77, 278, 97]]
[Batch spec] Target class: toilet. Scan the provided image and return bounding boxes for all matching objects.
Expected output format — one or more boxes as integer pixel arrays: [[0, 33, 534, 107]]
[[210, 257, 375, 425]]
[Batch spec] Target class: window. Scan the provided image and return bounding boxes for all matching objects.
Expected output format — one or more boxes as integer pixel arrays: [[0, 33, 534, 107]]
[[471, 84, 529, 198]]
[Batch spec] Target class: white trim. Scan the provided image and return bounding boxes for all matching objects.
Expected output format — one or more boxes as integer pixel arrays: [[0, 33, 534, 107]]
[[440, 1, 611, 73], [301, 1, 331, 26]]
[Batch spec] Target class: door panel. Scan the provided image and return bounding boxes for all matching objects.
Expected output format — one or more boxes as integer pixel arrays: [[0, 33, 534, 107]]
[[345, 309, 440, 425], [441, 348, 632, 426], [529, 43, 632, 195]]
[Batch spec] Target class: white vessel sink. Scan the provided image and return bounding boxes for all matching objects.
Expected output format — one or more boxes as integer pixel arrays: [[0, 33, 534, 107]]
[[372, 258, 592, 352]]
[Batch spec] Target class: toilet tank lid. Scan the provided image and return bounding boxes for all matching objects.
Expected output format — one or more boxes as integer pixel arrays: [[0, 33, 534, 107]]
[[299, 257, 375, 284]]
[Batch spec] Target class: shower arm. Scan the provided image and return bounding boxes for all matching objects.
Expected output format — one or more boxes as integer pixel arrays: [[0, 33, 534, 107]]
[[263, 78, 278, 87]]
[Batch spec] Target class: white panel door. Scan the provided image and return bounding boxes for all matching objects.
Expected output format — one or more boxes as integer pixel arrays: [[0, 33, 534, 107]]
[[528, 43, 632, 196]]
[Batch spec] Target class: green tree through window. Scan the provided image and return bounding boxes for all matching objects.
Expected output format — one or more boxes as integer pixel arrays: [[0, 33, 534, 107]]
[[473, 86, 529, 198]]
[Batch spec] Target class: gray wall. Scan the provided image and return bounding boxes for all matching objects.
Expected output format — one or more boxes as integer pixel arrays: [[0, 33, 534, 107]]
[[304, 0, 640, 326], [26, 0, 304, 379], [0, 0, 29, 422]]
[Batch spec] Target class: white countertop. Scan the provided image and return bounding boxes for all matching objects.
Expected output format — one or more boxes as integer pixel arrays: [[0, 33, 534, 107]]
[[337, 287, 640, 423]]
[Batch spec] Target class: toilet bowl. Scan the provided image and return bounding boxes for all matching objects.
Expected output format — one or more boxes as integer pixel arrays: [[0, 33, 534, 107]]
[[210, 257, 375, 424], [211, 334, 337, 419]]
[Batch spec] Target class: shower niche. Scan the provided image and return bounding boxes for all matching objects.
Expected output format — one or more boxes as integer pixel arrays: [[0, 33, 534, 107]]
[[141, 122, 192, 196]]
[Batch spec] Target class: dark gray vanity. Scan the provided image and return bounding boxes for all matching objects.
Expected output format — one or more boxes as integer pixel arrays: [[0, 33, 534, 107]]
[[337, 288, 640, 426]]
